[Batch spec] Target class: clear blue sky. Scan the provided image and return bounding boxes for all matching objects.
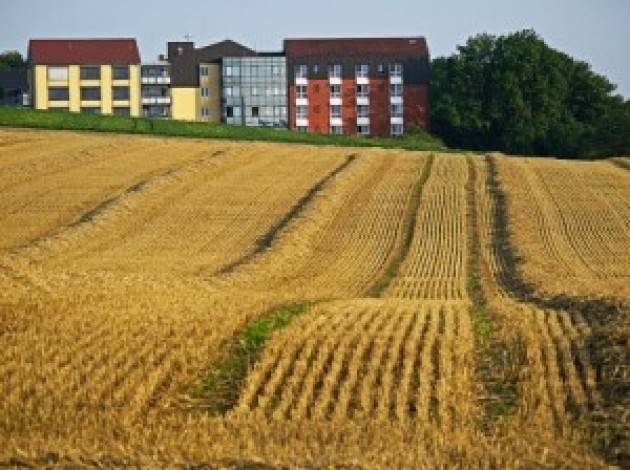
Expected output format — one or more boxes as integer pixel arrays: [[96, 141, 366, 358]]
[[2, 0, 628, 96]]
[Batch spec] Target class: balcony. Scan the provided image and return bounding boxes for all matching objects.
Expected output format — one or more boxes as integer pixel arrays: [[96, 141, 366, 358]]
[[390, 95, 403, 105], [296, 118, 309, 127], [390, 116, 404, 125], [329, 97, 342, 106], [330, 117, 343, 127], [141, 96, 171, 105], [329, 76, 342, 85], [357, 116, 370, 126], [356, 96, 370, 106], [389, 75, 403, 85], [296, 97, 308, 106], [141, 76, 171, 85], [295, 77, 308, 86]]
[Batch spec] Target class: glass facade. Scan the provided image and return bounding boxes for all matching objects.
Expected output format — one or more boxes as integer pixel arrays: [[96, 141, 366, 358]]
[[222, 56, 287, 128]]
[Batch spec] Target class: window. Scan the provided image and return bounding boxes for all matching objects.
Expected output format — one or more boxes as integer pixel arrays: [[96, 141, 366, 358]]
[[224, 86, 240, 97], [312, 64, 319, 74], [356, 84, 370, 97], [201, 108, 209, 117], [113, 86, 129, 101], [200, 66, 209, 76], [330, 84, 341, 98], [273, 87, 282, 96], [251, 87, 259, 96], [47, 66, 68, 81], [389, 63, 403, 77], [357, 105, 370, 118], [328, 64, 342, 78], [391, 123, 404, 136], [330, 125, 343, 135], [272, 65, 282, 76], [113, 107, 130, 116], [297, 126, 308, 133], [377, 64, 385, 73], [390, 83, 403, 97], [81, 107, 101, 115], [296, 105, 308, 118], [356, 64, 369, 78], [390, 103, 404, 117], [226, 106, 234, 118], [296, 85, 307, 99], [295, 64, 307, 79], [201, 87, 209, 97], [113, 66, 130, 80], [81, 87, 101, 101], [251, 106, 260, 118], [357, 125, 370, 136], [233, 106, 242, 117], [80, 66, 100, 80], [224, 66, 233, 77], [330, 105, 341, 118], [48, 87, 69, 101]]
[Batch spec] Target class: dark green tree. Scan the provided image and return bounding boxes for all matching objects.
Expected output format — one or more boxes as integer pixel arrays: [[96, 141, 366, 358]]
[[431, 30, 630, 157], [0, 50, 26, 71]]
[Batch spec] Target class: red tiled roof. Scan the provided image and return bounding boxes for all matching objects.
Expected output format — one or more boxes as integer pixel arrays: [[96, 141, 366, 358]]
[[28, 39, 140, 65], [284, 37, 429, 57]]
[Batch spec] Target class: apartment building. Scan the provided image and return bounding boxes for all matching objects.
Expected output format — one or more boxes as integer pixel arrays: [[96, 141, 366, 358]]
[[284, 38, 430, 136], [167, 40, 254, 122], [27, 39, 141, 116], [141, 60, 171, 118]]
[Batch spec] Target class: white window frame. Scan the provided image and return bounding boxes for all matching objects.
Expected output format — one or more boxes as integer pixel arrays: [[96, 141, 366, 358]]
[[297, 126, 308, 133], [356, 64, 369, 78], [330, 105, 342, 118], [296, 85, 308, 99], [390, 83, 403, 97], [330, 84, 341, 98], [389, 63, 403, 77], [357, 105, 370, 118], [356, 84, 370, 97], [328, 64, 342, 78], [390, 103, 404, 117], [296, 105, 309, 119], [391, 123, 404, 136], [224, 66, 233, 77], [357, 125, 370, 136], [295, 65, 308, 79], [330, 125, 343, 135], [47, 66, 68, 81]]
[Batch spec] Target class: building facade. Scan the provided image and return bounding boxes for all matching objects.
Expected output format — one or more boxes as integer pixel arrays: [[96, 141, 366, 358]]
[[167, 40, 254, 122], [141, 61, 171, 118], [28, 39, 141, 116], [221, 55, 287, 127], [284, 38, 430, 137]]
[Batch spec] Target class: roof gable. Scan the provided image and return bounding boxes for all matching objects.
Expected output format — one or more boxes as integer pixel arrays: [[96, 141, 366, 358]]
[[28, 39, 140, 65]]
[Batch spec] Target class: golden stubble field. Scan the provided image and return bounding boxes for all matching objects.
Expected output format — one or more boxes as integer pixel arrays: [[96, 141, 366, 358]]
[[0, 128, 628, 468]]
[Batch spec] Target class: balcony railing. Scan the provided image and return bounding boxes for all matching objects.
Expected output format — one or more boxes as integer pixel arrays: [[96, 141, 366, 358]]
[[141, 76, 171, 85], [141, 96, 171, 105]]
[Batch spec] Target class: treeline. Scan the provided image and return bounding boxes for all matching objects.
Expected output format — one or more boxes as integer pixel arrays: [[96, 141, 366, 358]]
[[431, 30, 630, 158]]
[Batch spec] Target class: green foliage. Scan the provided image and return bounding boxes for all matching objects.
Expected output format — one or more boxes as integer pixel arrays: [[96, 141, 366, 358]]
[[191, 303, 309, 414], [0, 106, 446, 152], [432, 30, 630, 158], [0, 51, 26, 71]]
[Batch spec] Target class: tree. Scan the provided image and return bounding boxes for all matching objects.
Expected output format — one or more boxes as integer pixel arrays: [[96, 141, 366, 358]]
[[431, 30, 630, 158], [0, 51, 26, 71]]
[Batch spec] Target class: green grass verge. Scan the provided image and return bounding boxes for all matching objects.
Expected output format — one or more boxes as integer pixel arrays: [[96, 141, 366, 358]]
[[189, 302, 311, 414], [0, 106, 446, 151], [367, 153, 436, 297]]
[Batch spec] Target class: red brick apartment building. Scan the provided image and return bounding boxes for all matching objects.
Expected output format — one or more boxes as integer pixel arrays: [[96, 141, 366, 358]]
[[284, 37, 430, 137]]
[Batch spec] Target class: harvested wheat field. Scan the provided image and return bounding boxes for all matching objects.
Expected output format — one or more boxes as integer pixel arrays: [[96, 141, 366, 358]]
[[0, 128, 628, 468]]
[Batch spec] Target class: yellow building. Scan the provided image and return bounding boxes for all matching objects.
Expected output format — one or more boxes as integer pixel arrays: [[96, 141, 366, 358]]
[[28, 39, 141, 117]]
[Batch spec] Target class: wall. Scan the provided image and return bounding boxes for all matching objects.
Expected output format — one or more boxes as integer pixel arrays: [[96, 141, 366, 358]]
[[129, 64, 141, 117], [33, 65, 48, 110], [199, 63, 221, 123], [308, 79, 329, 133], [341, 79, 356, 135], [171, 87, 198, 121], [369, 78, 390, 136], [403, 84, 430, 130]]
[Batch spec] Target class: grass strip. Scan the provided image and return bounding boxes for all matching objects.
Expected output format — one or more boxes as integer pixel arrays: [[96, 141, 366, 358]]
[[465, 156, 519, 423], [0, 106, 447, 152], [189, 302, 311, 414], [367, 153, 435, 297]]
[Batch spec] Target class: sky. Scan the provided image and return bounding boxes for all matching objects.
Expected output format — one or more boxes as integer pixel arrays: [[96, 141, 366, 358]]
[[1, 0, 629, 97]]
